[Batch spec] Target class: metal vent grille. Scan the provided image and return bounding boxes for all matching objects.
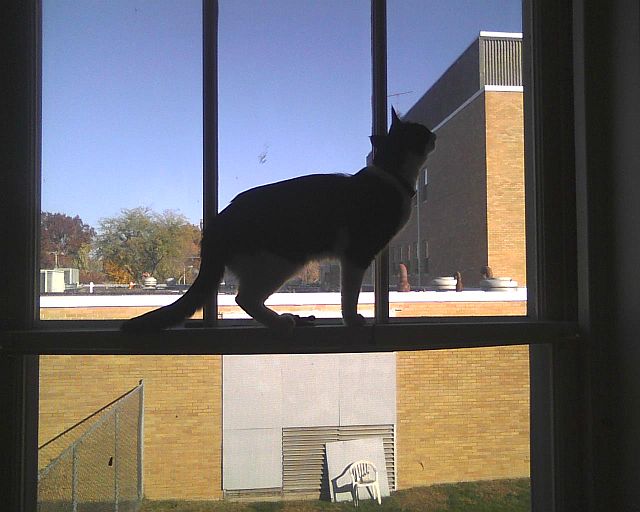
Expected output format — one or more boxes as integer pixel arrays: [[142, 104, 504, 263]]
[[282, 424, 395, 499], [481, 37, 522, 87]]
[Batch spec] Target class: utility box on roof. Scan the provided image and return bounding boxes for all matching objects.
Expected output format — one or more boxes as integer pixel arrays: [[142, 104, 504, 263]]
[[40, 269, 65, 293]]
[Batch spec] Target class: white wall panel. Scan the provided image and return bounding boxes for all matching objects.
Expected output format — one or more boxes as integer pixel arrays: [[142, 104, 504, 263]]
[[223, 355, 283, 429], [281, 354, 341, 427], [338, 353, 396, 426], [222, 428, 282, 490]]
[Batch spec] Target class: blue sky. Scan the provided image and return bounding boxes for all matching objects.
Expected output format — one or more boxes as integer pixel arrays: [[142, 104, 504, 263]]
[[42, 0, 521, 228]]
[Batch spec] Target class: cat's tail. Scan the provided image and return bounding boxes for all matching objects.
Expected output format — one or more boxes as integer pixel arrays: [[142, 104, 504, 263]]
[[120, 237, 225, 333]]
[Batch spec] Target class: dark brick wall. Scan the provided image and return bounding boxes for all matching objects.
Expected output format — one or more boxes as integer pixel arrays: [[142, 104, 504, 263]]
[[391, 93, 488, 288]]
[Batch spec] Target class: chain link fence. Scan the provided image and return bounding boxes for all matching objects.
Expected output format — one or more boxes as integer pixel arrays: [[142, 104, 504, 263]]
[[38, 381, 144, 512]]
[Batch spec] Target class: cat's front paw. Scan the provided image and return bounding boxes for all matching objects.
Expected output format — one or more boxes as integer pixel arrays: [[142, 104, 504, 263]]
[[292, 314, 316, 327], [279, 313, 316, 327], [271, 313, 297, 335], [343, 313, 366, 327]]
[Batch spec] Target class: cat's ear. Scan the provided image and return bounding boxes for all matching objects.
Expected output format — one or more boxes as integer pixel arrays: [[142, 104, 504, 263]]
[[370, 134, 386, 149], [391, 107, 401, 126]]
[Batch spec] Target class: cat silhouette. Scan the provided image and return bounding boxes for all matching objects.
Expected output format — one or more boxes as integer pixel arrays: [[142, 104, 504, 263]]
[[122, 108, 435, 333]]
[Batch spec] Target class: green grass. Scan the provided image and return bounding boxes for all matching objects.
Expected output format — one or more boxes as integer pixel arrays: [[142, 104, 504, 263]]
[[140, 478, 530, 512]]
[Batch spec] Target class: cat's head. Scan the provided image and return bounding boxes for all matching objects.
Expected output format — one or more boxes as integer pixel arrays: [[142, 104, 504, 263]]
[[371, 108, 436, 168]]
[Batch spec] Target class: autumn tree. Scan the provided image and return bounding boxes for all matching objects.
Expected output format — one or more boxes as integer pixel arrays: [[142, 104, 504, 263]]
[[40, 212, 95, 269], [96, 207, 200, 283], [296, 261, 321, 286]]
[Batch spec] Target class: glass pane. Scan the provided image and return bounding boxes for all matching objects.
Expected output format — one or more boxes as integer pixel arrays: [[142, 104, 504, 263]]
[[39, 347, 529, 508], [388, 1, 526, 318], [40, 1, 203, 320], [217, 0, 373, 325]]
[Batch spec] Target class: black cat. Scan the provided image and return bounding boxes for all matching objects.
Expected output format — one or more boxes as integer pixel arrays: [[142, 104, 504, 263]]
[[122, 108, 436, 332]]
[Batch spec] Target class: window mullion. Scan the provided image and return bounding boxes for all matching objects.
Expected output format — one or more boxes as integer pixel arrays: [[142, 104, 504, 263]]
[[202, 0, 219, 326], [372, 0, 390, 324]]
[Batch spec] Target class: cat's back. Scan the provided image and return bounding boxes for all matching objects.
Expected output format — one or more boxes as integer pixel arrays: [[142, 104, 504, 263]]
[[216, 173, 357, 258], [226, 173, 365, 228], [212, 169, 406, 262], [230, 173, 352, 209]]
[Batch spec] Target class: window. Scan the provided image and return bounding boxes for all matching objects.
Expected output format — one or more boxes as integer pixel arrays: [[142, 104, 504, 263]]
[[3, 0, 585, 511], [38, 0, 377, 322], [423, 257, 430, 275], [387, 15, 527, 312], [216, 0, 375, 308], [40, 1, 526, 321], [423, 240, 430, 275], [422, 168, 429, 202], [39, 0, 204, 321]]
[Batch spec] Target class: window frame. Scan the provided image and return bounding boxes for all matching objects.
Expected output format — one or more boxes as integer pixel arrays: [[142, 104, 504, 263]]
[[0, 0, 585, 511]]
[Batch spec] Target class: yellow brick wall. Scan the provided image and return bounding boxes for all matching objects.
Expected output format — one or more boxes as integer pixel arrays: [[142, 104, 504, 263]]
[[392, 300, 526, 317], [396, 346, 530, 488], [39, 355, 222, 500], [485, 91, 526, 285]]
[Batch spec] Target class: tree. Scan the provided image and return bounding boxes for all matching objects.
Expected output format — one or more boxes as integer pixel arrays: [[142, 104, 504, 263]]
[[96, 207, 200, 283], [40, 212, 95, 269], [297, 261, 321, 286], [76, 243, 107, 283]]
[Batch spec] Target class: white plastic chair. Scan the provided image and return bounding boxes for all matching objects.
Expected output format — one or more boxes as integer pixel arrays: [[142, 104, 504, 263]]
[[349, 459, 382, 506]]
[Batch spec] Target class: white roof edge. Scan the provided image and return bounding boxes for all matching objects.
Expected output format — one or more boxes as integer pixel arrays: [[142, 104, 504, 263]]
[[479, 31, 523, 39], [484, 85, 524, 92], [40, 289, 528, 308]]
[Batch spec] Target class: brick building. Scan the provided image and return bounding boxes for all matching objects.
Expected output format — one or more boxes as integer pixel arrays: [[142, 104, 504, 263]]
[[389, 32, 525, 289]]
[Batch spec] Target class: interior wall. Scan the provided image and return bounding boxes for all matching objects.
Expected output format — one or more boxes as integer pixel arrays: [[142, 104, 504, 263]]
[[606, 0, 640, 507], [576, 0, 640, 509]]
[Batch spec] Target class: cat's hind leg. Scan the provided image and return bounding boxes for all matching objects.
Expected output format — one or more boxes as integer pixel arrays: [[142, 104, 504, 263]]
[[235, 290, 295, 331], [230, 252, 312, 332]]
